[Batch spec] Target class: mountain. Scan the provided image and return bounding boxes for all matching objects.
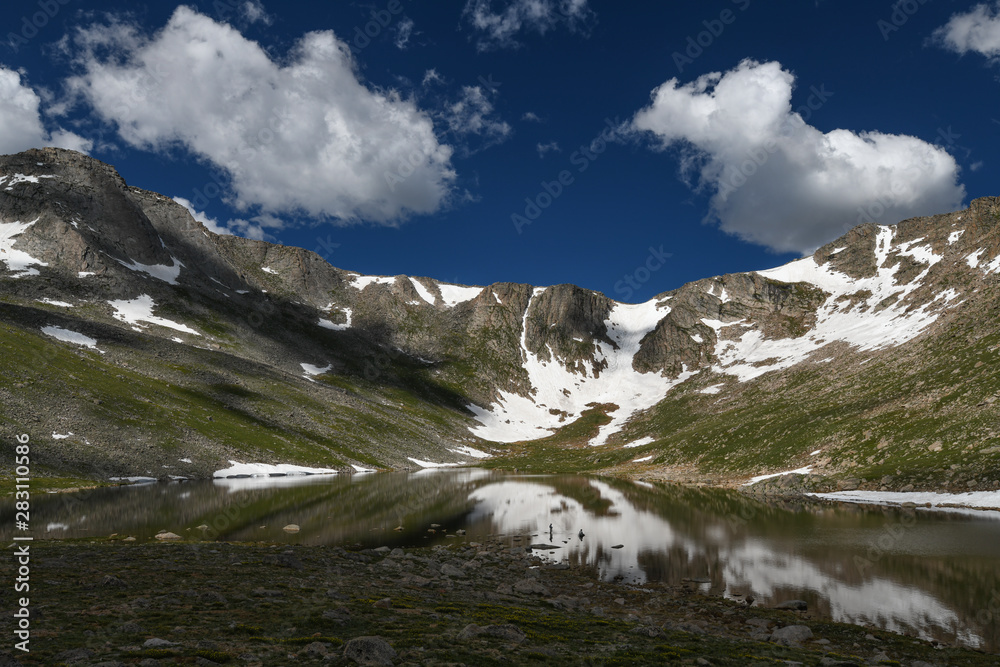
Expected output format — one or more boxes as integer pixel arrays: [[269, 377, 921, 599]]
[[1, 147, 998, 492]]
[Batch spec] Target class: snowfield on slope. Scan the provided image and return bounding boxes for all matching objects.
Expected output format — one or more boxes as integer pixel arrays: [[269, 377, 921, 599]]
[[712, 227, 960, 382], [109, 295, 200, 335], [41, 326, 102, 352], [468, 289, 687, 445], [467, 224, 977, 445], [0, 219, 47, 277]]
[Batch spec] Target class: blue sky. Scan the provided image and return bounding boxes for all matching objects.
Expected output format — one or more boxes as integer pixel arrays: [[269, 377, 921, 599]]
[[2, 0, 998, 302]]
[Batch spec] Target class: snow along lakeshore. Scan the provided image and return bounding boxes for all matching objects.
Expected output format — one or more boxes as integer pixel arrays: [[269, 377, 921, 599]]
[[808, 490, 1000, 513]]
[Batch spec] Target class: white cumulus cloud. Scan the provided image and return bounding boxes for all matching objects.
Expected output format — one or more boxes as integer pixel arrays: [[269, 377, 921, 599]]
[[64, 7, 455, 224], [445, 86, 511, 141], [172, 197, 232, 236], [0, 66, 92, 155], [463, 0, 594, 50], [630, 59, 965, 254], [933, 2, 1000, 59]]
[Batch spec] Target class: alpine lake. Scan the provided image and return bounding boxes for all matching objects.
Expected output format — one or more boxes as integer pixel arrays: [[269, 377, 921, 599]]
[[7, 469, 1000, 655]]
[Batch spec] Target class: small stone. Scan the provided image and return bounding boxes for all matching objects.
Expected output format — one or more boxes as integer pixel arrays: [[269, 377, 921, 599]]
[[101, 575, 127, 588], [282, 524, 300, 533], [611, 544, 624, 549], [123, 536, 136, 542], [373, 597, 392, 609]]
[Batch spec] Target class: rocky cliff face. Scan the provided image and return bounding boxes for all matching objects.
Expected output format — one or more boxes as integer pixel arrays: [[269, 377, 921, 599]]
[[2, 148, 999, 489]]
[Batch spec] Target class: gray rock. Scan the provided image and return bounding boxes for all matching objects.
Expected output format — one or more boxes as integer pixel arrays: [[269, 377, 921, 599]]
[[513, 578, 550, 596], [441, 563, 466, 578], [343, 636, 397, 666], [143, 637, 178, 648], [770, 624, 813, 645], [302, 641, 332, 657], [155, 532, 182, 540]]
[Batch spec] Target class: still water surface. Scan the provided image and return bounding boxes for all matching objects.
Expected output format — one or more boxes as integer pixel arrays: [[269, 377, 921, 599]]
[[7, 470, 1000, 651]]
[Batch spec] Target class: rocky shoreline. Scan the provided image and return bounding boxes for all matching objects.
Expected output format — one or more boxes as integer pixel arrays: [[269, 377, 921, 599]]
[[2, 539, 996, 666]]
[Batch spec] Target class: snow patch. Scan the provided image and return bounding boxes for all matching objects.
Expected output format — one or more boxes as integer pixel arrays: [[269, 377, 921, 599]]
[[447, 445, 491, 459], [213, 461, 339, 478], [985, 254, 1000, 275], [52, 432, 73, 440], [2, 173, 53, 189], [301, 363, 332, 377], [0, 219, 47, 277], [966, 250, 984, 269], [179, 458, 193, 463], [744, 466, 813, 486], [349, 274, 397, 290], [77, 272, 95, 278], [624, 436, 655, 449], [896, 238, 942, 266], [438, 283, 483, 307], [407, 458, 465, 468], [116, 256, 183, 285], [699, 384, 724, 395], [319, 308, 352, 331], [262, 266, 278, 274], [809, 490, 1000, 512], [410, 278, 437, 305], [109, 295, 200, 335], [38, 299, 73, 308], [633, 455, 653, 462], [351, 464, 377, 473], [41, 326, 101, 351], [948, 230, 965, 245]]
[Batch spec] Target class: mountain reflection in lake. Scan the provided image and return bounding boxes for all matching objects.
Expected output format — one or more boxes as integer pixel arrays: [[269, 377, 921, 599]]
[[7, 470, 1000, 651]]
